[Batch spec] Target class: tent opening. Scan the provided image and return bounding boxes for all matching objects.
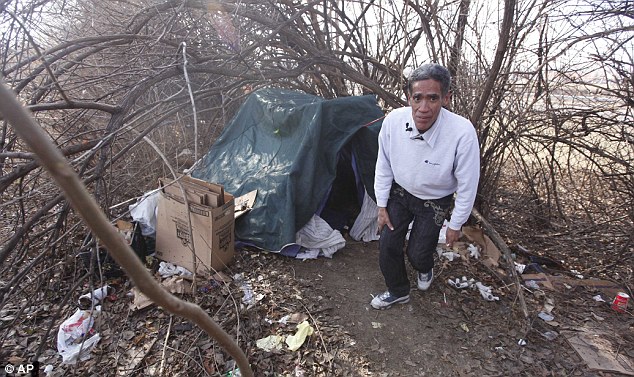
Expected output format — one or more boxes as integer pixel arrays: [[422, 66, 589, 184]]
[[319, 145, 363, 233]]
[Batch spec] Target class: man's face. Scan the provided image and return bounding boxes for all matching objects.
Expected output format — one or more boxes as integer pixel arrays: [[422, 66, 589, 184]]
[[408, 79, 450, 132]]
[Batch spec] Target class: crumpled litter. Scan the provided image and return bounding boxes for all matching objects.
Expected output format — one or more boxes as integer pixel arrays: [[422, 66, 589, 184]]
[[234, 274, 255, 308], [525, 280, 540, 289], [448, 276, 474, 289], [278, 313, 309, 325], [475, 282, 499, 301], [158, 261, 192, 278], [78, 285, 112, 309], [468, 244, 480, 259], [543, 297, 555, 313], [129, 191, 159, 236], [592, 295, 605, 302], [256, 335, 284, 352], [56, 306, 102, 364], [44, 365, 54, 376], [437, 247, 461, 261], [541, 331, 558, 341], [447, 278, 499, 301], [514, 262, 526, 274], [538, 311, 555, 321], [130, 287, 153, 311], [286, 321, 314, 351], [570, 269, 584, 279]]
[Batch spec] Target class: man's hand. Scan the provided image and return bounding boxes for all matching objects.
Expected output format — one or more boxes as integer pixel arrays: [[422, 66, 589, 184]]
[[445, 227, 461, 248], [376, 207, 394, 235]]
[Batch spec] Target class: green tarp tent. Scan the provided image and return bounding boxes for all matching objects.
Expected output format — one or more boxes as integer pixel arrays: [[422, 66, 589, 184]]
[[192, 88, 384, 252]]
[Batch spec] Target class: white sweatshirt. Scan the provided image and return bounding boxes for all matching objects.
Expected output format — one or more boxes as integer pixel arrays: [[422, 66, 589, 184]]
[[374, 107, 480, 230]]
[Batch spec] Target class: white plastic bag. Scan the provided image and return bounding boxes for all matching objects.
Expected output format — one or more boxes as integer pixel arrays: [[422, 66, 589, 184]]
[[57, 307, 101, 364], [158, 261, 193, 278], [129, 191, 159, 236]]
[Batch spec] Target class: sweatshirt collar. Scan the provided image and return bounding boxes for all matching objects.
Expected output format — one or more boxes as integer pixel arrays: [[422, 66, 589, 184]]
[[409, 108, 444, 147]]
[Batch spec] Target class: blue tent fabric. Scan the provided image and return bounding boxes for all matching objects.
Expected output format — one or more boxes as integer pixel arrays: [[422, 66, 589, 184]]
[[192, 88, 384, 251]]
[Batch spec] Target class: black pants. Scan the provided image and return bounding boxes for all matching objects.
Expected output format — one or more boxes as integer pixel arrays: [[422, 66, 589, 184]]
[[379, 183, 452, 297]]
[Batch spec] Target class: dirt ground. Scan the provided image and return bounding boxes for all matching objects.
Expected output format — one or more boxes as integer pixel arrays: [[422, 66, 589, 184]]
[[281, 238, 634, 376], [7, 233, 633, 376]]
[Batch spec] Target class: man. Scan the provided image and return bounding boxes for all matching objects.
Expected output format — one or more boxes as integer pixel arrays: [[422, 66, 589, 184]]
[[371, 63, 480, 310]]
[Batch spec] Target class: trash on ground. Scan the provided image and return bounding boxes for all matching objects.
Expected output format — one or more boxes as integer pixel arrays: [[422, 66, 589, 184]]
[[162, 276, 189, 294], [468, 243, 480, 259], [439, 250, 461, 261], [130, 287, 153, 311], [461, 226, 501, 267], [525, 280, 540, 290], [460, 323, 469, 332], [56, 306, 102, 364], [565, 328, 634, 375], [234, 273, 255, 308], [286, 321, 314, 351], [475, 282, 499, 301], [611, 292, 629, 313], [255, 335, 284, 352], [514, 262, 526, 274], [522, 273, 552, 290], [570, 269, 584, 279], [538, 311, 555, 322], [44, 364, 54, 376], [294, 365, 306, 377], [158, 261, 193, 278], [522, 273, 622, 297], [542, 297, 555, 314], [518, 338, 527, 346], [224, 363, 242, 377], [78, 285, 113, 309], [287, 313, 309, 324], [448, 276, 474, 289], [278, 313, 309, 326], [541, 331, 559, 341], [371, 322, 383, 329], [592, 295, 605, 302]]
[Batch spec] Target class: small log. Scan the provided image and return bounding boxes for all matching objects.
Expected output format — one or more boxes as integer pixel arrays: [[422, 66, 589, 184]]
[[471, 208, 529, 319]]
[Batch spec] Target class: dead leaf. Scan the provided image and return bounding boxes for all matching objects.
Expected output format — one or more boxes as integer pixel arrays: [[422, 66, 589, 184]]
[[116, 338, 157, 376]]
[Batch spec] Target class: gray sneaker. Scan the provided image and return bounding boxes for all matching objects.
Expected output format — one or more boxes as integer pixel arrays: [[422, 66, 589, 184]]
[[417, 269, 434, 291], [370, 291, 410, 310]]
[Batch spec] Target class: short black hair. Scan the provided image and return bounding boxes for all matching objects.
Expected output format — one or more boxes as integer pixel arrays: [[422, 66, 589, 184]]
[[406, 63, 451, 96]]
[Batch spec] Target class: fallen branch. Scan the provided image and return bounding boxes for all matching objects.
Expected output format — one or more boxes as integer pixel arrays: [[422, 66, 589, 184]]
[[0, 80, 254, 377], [471, 208, 529, 319]]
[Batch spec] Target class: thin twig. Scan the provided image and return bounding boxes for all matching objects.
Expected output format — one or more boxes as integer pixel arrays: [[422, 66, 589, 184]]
[[181, 42, 198, 162], [300, 302, 332, 372], [159, 314, 173, 376]]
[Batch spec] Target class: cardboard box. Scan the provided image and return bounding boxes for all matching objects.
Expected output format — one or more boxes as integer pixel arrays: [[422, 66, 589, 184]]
[[155, 177, 235, 274]]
